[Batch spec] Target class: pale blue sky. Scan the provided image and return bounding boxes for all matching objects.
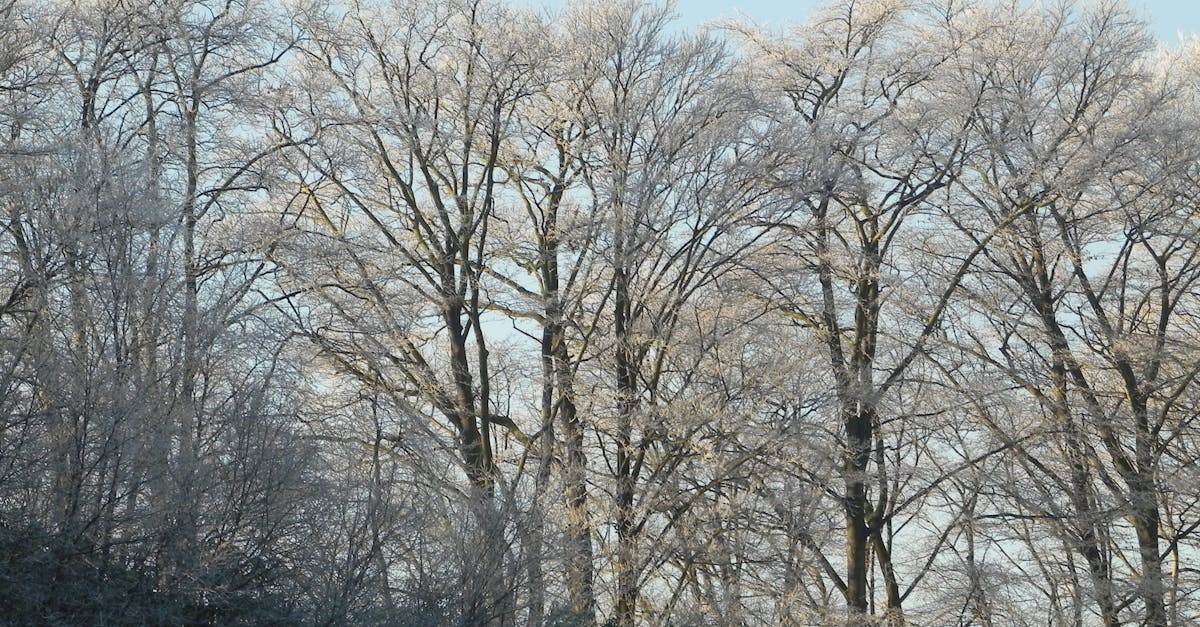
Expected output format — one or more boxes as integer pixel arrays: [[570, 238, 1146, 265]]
[[531, 1, 1200, 44]]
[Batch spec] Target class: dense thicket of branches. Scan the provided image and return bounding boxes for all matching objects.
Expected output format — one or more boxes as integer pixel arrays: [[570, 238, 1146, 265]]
[[1, 0, 1199, 625]]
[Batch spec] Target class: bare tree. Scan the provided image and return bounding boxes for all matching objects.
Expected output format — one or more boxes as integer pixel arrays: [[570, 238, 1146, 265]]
[[275, 0, 546, 622], [942, 2, 1196, 624], [732, 0, 993, 622]]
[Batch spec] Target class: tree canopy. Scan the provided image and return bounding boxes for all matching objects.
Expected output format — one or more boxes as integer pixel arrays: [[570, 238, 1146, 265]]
[[0, 0, 1198, 625]]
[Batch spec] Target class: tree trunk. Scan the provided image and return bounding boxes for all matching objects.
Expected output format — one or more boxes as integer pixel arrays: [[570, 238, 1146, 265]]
[[613, 256, 638, 627]]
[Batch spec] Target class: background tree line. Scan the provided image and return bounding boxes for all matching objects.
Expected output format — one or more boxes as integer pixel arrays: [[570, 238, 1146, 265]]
[[1, 0, 1199, 625]]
